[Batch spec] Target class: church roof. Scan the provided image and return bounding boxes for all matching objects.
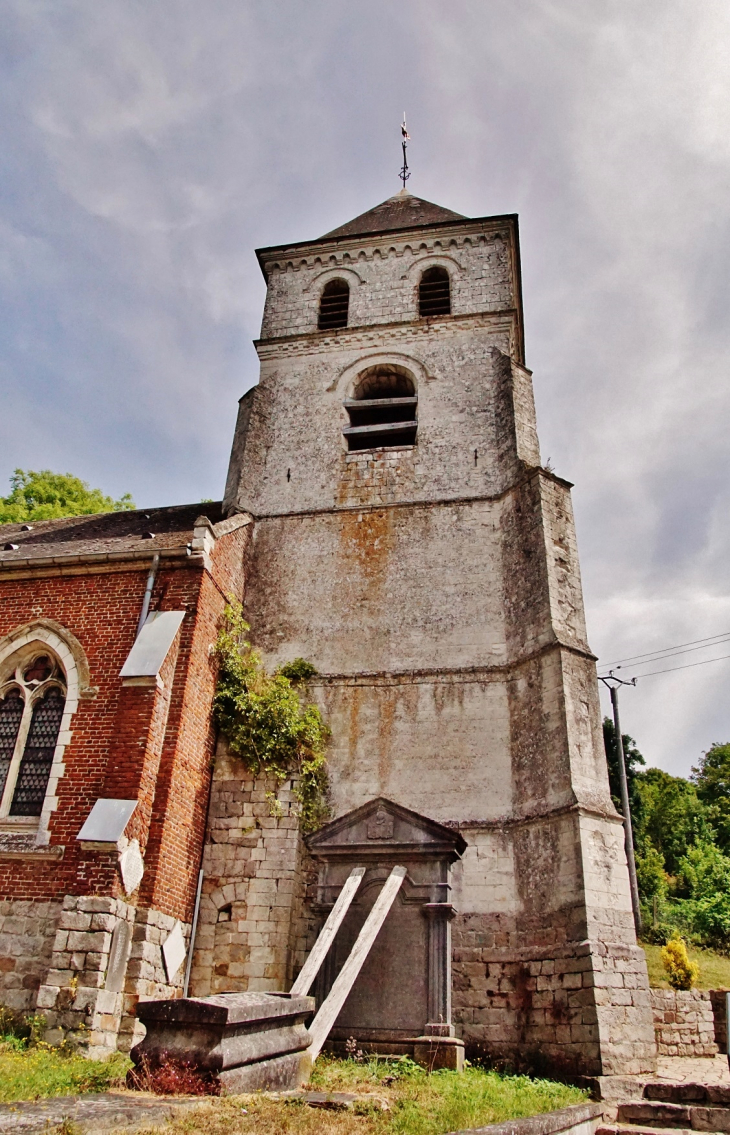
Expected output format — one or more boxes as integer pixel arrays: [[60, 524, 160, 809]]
[[321, 190, 466, 240], [0, 501, 227, 568]]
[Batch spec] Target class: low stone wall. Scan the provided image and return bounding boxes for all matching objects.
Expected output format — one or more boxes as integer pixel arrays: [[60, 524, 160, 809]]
[[650, 988, 718, 1056]]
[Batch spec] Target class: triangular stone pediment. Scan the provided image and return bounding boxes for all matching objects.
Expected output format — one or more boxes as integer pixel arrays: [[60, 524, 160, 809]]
[[306, 797, 466, 859]]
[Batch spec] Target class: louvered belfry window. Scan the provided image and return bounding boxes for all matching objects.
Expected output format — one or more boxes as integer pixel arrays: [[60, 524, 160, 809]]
[[344, 366, 417, 452], [318, 279, 350, 330], [418, 266, 451, 317], [0, 652, 66, 820]]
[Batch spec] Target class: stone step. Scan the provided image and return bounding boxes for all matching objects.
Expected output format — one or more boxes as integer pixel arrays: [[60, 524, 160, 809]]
[[597, 1124, 695, 1135], [616, 1100, 730, 1132], [645, 1085, 730, 1107]]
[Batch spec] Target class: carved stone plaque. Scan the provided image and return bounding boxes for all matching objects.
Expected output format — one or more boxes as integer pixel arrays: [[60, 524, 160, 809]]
[[105, 920, 132, 993], [119, 839, 144, 895], [366, 808, 394, 840]]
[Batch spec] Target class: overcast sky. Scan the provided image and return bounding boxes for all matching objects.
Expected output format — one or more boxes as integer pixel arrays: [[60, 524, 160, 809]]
[[1, 1, 729, 776]]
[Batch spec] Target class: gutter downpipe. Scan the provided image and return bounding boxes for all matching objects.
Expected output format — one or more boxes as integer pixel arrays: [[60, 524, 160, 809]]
[[136, 554, 160, 638], [183, 869, 204, 998]]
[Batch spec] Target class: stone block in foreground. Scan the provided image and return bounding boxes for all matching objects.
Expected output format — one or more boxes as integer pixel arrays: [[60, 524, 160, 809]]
[[132, 991, 314, 1092]]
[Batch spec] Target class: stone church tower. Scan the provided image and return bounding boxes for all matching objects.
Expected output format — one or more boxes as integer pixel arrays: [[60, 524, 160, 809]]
[[205, 190, 656, 1076]]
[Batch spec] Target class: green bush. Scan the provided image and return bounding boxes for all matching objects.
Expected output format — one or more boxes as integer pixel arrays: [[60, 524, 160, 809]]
[[213, 601, 330, 832], [661, 935, 699, 990]]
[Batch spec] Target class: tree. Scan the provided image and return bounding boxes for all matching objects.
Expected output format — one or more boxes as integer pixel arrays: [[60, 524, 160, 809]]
[[603, 716, 645, 820], [0, 469, 134, 523], [634, 767, 714, 876], [675, 841, 730, 949], [692, 743, 730, 854]]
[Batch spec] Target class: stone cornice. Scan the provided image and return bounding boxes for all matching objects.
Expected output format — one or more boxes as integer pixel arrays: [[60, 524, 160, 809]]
[[255, 213, 519, 278], [254, 309, 518, 361], [0, 545, 201, 581]]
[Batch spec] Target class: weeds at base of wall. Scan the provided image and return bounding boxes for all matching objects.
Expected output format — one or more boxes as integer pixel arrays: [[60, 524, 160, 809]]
[[127, 1054, 219, 1096]]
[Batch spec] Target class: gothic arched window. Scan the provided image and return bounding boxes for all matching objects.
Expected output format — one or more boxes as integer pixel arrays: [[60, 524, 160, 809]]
[[343, 366, 417, 451], [0, 651, 66, 819], [418, 266, 451, 317], [318, 279, 350, 330]]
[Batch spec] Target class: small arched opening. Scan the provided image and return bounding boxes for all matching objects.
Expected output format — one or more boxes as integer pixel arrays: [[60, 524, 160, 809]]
[[318, 279, 350, 330], [343, 366, 417, 451], [418, 266, 451, 317]]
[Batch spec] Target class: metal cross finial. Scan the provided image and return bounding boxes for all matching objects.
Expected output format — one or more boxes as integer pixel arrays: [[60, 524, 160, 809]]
[[400, 113, 411, 188]]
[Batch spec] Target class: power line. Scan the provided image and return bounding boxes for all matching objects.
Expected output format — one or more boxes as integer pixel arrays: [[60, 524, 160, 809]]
[[602, 630, 730, 668], [617, 637, 730, 669], [632, 651, 730, 679]]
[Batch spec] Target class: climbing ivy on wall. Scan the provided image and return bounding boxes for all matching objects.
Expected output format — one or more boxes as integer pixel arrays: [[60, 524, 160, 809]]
[[213, 600, 330, 832]]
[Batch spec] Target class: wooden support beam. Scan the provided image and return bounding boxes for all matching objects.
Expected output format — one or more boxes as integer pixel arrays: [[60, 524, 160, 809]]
[[290, 866, 366, 998], [306, 865, 407, 1063]]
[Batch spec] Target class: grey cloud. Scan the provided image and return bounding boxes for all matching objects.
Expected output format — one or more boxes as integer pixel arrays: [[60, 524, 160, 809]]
[[1, 0, 728, 774]]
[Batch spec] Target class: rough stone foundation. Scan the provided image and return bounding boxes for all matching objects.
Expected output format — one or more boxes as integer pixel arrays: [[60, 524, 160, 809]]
[[36, 895, 190, 1056], [453, 930, 654, 1076], [0, 898, 62, 1013]]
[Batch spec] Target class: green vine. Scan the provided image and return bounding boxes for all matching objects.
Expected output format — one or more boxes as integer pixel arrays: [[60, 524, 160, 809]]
[[213, 600, 330, 832]]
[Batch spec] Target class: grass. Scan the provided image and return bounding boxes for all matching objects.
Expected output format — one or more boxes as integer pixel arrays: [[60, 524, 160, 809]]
[[131, 1056, 588, 1135], [0, 1038, 130, 1104], [641, 942, 730, 989], [0, 1024, 586, 1135]]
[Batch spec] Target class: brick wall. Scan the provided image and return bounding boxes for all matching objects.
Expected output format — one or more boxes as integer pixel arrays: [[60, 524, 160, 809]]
[[0, 512, 250, 1046]]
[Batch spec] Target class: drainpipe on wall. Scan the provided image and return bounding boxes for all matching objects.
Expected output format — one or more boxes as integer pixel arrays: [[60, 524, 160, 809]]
[[136, 554, 160, 639]]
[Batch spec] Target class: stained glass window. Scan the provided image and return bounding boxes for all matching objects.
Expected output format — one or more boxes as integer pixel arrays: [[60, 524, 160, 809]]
[[0, 690, 24, 802], [10, 687, 64, 816]]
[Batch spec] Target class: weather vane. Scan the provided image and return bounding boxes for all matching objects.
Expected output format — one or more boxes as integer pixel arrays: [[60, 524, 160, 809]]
[[399, 113, 411, 189]]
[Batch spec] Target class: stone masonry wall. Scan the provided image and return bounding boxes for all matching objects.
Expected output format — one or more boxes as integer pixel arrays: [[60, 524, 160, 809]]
[[650, 988, 719, 1057], [36, 895, 191, 1056], [219, 199, 656, 1075], [118, 905, 192, 1053], [259, 220, 515, 341], [189, 747, 313, 998], [37, 895, 137, 1055], [0, 898, 61, 1012]]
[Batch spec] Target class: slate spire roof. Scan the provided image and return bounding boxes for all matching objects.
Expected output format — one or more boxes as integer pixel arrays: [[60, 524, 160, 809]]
[[321, 189, 466, 240]]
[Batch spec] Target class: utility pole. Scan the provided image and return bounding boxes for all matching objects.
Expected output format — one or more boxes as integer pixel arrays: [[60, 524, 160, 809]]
[[598, 672, 641, 936]]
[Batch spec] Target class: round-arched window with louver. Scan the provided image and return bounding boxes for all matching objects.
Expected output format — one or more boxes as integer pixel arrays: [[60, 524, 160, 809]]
[[418, 266, 451, 317], [343, 366, 417, 451], [318, 279, 350, 330]]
